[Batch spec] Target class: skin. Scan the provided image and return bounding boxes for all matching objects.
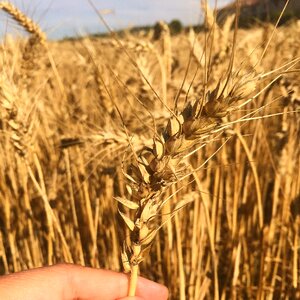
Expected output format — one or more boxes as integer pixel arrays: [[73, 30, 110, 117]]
[[0, 264, 169, 300]]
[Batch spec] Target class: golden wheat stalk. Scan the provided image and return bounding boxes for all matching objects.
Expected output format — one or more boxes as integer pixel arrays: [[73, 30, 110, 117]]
[[0, 74, 27, 155], [0, 2, 46, 44], [118, 70, 258, 295]]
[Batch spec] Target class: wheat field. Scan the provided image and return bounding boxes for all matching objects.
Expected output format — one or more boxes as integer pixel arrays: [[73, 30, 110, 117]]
[[0, 2, 299, 299]]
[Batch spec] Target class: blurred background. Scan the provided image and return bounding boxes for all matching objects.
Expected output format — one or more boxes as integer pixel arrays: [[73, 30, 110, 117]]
[[1, 0, 236, 39]]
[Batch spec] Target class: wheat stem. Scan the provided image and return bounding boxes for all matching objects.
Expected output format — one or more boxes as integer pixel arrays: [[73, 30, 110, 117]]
[[128, 264, 139, 296]]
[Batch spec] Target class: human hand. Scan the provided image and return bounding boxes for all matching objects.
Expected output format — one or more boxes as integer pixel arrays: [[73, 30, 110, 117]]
[[0, 263, 168, 300]]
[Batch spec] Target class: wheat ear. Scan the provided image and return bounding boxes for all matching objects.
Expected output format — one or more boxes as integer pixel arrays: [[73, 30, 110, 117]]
[[119, 72, 258, 296], [0, 2, 47, 90], [0, 1, 46, 44]]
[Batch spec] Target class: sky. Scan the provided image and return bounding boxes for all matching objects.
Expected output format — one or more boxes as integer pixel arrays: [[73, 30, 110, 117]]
[[0, 0, 232, 40]]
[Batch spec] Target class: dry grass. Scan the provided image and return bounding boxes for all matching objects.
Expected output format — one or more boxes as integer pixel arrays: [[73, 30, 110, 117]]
[[0, 2, 300, 299]]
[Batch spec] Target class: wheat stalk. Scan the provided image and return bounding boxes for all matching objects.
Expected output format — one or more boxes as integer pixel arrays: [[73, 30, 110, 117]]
[[0, 2, 46, 44], [0, 73, 28, 155], [0, 2, 47, 90], [119, 70, 258, 296]]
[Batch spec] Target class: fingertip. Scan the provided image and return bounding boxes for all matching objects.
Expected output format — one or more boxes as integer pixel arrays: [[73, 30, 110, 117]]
[[116, 297, 144, 300], [136, 277, 169, 300]]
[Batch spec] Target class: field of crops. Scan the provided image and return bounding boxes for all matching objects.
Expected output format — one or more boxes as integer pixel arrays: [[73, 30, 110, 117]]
[[0, 2, 299, 299]]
